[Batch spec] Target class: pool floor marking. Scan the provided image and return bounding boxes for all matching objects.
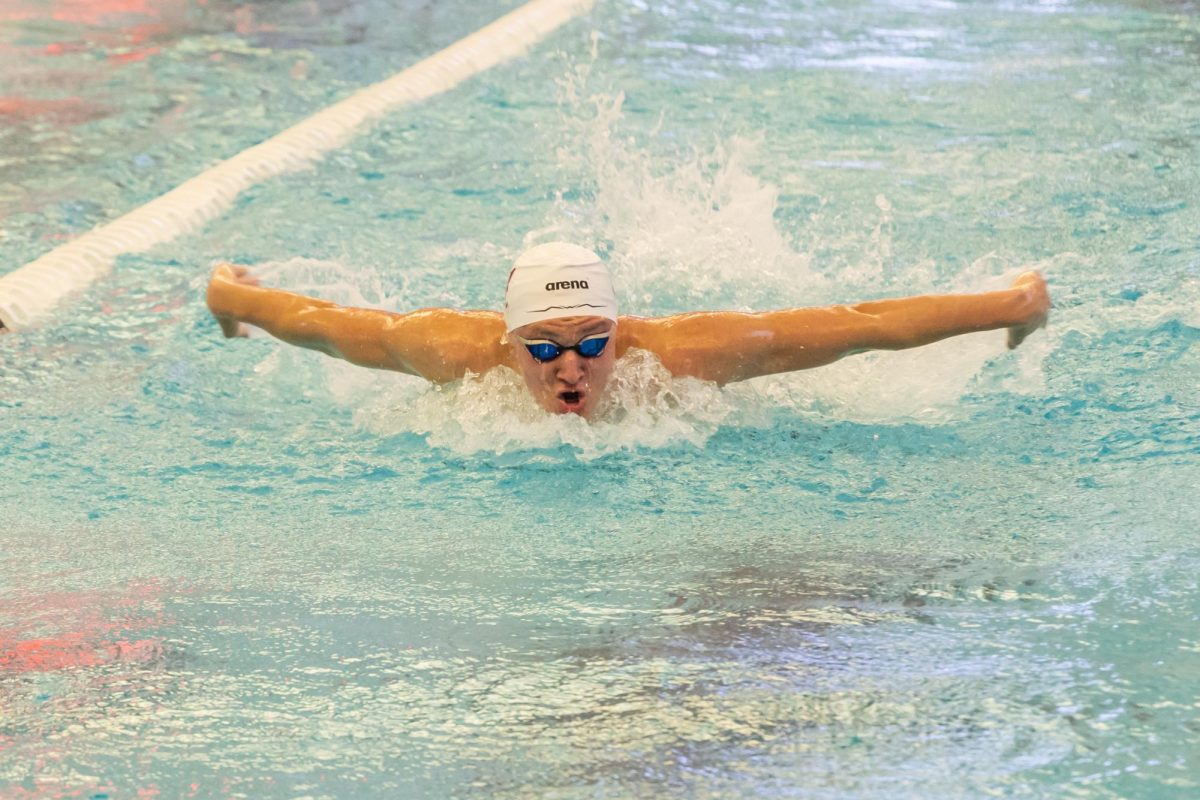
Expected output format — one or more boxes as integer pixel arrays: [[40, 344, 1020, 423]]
[[0, 0, 595, 331]]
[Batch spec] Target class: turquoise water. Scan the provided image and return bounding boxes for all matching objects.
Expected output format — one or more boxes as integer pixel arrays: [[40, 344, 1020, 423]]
[[2, 0, 1199, 797]]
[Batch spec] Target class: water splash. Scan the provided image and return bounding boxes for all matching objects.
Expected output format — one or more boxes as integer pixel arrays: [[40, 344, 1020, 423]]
[[255, 257, 412, 310], [523, 67, 1058, 424], [541, 84, 825, 314], [247, 66, 1118, 444], [360, 349, 749, 459]]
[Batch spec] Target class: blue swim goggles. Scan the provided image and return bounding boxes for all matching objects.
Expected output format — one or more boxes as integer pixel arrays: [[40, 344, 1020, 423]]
[[516, 333, 611, 363]]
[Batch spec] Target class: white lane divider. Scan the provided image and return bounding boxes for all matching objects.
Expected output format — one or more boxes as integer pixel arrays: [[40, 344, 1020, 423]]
[[0, 0, 594, 331]]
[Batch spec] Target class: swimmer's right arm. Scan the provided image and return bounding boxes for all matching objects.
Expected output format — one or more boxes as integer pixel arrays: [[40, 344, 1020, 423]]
[[205, 263, 509, 382]]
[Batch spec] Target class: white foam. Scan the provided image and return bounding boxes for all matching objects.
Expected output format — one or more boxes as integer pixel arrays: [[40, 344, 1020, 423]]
[[522, 75, 1064, 425], [359, 349, 748, 459], [546, 90, 824, 314], [261, 66, 1144, 449]]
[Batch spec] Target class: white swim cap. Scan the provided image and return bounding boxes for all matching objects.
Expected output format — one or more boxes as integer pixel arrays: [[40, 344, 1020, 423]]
[[503, 242, 618, 332]]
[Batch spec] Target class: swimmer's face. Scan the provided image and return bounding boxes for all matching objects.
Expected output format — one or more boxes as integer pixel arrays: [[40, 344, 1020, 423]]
[[510, 316, 616, 418]]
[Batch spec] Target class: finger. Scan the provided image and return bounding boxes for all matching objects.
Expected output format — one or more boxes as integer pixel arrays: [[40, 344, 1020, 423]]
[[1015, 271, 1047, 293], [231, 265, 261, 286]]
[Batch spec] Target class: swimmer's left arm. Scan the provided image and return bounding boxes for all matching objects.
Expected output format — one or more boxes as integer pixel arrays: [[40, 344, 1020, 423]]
[[626, 272, 1049, 384]]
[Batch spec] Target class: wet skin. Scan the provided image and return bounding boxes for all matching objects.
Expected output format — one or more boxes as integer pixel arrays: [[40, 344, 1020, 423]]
[[509, 316, 615, 418], [205, 265, 1051, 421]]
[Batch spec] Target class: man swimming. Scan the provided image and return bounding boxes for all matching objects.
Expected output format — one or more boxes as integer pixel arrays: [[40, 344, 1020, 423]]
[[206, 242, 1050, 419]]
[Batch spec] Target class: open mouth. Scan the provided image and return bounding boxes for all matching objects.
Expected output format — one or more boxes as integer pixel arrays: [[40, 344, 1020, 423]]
[[557, 390, 584, 412]]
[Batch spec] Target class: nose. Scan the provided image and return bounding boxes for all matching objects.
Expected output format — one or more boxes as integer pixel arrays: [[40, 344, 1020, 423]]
[[555, 350, 586, 384]]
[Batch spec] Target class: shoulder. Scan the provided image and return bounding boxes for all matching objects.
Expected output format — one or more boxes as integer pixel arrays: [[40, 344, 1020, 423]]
[[403, 308, 507, 354], [385, 309, 511, 383], [615, 312, 741, 352], [613, 313, 737, 382]]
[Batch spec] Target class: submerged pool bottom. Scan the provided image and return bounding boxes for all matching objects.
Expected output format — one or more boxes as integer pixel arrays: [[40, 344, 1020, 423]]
[[3, 353, 1197, 797], [3, 0, 1200, 796]]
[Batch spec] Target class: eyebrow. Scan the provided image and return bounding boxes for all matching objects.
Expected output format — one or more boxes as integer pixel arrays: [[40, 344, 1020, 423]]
[[526, 323, 612, 341]]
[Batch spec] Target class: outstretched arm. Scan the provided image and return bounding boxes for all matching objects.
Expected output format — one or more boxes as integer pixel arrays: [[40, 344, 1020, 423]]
[[205, 263, 510, 383], [622, 272, 1050, 385]]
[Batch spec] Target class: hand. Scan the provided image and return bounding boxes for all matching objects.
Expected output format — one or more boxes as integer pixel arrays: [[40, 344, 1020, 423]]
[[207, 262, 260, 338], [1006, 271, 1050, 349]]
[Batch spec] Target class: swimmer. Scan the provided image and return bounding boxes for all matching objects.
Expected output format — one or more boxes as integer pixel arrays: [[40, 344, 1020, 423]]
[[206, 242, 1050, 419]]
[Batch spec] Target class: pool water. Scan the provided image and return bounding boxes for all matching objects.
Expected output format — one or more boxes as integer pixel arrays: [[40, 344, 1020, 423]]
[[2, 0, 1199, 797]]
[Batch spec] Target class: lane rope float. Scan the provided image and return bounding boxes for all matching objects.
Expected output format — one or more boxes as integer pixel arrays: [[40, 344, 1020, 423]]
[[0, 0, 594, 331]]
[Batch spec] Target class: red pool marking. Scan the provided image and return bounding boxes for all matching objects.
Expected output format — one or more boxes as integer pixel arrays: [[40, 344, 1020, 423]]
[[125, 22, 169, 44], [42, 41, 89, 56], [50, 0, 162, 27], [0, 635, 163, 673], [108, 46, 160, 64], [0, 580, 168, 674], [4, 0, 184, 81], [1, 0, 163, 25], [0, 95, 106, 124]]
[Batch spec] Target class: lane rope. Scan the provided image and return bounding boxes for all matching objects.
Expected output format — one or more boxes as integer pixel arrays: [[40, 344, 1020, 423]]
[[0, 0, 594, 331]]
